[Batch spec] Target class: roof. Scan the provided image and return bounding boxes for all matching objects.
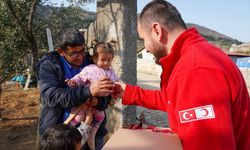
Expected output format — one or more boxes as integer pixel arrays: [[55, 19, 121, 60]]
[[226, 52, 250, 57]]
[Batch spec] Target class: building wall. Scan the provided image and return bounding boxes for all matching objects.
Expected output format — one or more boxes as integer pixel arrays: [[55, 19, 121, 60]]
[[230, 42, 250, 53], [240, 68, 250, 92]]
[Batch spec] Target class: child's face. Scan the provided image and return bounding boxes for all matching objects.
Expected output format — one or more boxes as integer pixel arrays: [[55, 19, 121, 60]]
[[95, 53, 113, 70]]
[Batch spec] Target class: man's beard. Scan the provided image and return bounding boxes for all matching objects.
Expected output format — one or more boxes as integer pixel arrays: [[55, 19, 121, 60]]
[[154, 57, 161, 65], [151, 43, 165, 65]]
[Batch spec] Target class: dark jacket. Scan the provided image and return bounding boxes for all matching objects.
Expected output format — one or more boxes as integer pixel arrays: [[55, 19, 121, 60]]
[[36, 51, 107, 137]]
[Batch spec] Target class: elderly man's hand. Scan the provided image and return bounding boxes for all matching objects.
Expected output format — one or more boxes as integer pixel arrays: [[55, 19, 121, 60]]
[[89, 77, 114, 97]]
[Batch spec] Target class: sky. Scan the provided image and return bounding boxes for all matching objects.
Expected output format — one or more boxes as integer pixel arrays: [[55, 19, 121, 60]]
[[50, 0, 250, 43]]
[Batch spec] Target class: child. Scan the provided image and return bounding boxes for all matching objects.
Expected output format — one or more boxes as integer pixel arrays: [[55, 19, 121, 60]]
[[68, 41, 119, 86], [66, 42, 119, 150], [39, 107, 93, 150]]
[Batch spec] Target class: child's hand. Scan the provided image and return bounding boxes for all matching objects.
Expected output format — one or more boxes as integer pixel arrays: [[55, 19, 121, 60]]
[[85, 107, 94, 125], [65, 79, 77, 87], [89, 97, 98, 107]]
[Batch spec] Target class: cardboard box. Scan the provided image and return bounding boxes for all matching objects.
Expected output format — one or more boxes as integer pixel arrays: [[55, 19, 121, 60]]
[[103, 128, 182, 150]]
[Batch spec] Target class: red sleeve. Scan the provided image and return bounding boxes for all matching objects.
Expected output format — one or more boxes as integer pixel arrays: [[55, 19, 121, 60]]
[[173, 68, 235, 150], [122, 84, 167, 112]]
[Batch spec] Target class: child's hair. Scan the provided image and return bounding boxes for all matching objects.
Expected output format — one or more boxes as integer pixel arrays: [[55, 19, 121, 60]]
[[93, 42, 115, 59], [39, 124, 82, 150]]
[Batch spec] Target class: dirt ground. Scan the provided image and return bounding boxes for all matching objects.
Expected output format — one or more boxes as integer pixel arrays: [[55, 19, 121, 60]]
[[0, 83, 40, 150]]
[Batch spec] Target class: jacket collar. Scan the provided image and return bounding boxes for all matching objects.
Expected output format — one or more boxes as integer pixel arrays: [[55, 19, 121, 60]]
[[159, 27, 205, 69], [158, 28, 205, 86]]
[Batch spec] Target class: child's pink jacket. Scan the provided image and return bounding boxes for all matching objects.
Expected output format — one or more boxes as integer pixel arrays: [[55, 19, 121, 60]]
[[71, 64, 119, 86]]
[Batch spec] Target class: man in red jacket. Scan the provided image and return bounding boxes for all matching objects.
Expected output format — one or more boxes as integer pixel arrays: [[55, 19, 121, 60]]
[[117, 0, 250, 149]]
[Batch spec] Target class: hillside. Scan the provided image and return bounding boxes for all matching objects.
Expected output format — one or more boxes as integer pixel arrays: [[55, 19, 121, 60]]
[[37, 5, 96, 21], [137, 23, 242, 52], [186, 23, 242, 51], [186, 23, 235, 41], [38, 6, 241, 51]]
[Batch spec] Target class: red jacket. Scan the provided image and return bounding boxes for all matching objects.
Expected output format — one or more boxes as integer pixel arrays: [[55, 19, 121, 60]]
[[122, 28, 250, 150]]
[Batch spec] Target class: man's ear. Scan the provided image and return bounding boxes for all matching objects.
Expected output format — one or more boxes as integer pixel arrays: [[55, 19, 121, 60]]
[[56, 47, 65, 56], [151, 22, 167, 44], [160, 27, 168, 45]]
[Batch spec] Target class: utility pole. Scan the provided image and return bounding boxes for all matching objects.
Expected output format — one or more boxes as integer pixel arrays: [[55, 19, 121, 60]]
[[46, 28, 54, 52]]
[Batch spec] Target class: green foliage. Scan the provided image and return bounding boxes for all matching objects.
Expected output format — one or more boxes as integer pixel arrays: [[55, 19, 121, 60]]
[[0, 1, 32, 83], [0, 1, 95, 83], [202, 35, 243, 51], [34, 5, 95, 49], [67, 0, 95, 6]]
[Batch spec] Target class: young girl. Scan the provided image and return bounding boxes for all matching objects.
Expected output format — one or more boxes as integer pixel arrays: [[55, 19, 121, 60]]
[[65, 42, 119, 150]]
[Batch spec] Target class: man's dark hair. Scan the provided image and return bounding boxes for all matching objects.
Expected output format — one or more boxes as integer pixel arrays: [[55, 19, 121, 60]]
[[57, 28, 85, 51], [39, 124, 82, 150], [140, 0, 187, 32]]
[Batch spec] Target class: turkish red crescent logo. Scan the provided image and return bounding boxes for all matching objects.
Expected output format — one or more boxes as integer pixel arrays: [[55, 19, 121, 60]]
[[182, 112, 191, 120], [200, 108, 209, 116], [179, 105, 215, 123]]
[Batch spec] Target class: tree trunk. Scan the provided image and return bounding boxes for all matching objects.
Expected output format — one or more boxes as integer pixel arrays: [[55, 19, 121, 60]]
[[0, 83, 2, 121], [30, 34, 38, 76], [28, 0, 39, 76], [96, 0, 137, 128], [119, 0, 137, 127]]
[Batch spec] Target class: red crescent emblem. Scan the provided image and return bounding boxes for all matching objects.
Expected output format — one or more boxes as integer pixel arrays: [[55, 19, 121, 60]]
[[200, 108, 209, 116]]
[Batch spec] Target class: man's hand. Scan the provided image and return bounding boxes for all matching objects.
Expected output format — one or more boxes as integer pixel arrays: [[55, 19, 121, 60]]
[[89, 77, 114, 97], [111, 82, 126, 98]]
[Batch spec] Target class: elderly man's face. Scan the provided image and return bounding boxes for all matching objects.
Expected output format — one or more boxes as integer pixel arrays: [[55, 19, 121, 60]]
[[63, 45, 86, 68]]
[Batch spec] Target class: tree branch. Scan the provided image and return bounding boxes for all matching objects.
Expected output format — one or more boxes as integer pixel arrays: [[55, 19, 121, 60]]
[[28, 0, 38, 33], [3, 0, 29, 37], [0, 49, 29, 84]]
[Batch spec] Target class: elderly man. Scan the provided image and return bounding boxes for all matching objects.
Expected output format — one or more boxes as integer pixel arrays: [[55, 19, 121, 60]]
[[37, 28, 114, 150]]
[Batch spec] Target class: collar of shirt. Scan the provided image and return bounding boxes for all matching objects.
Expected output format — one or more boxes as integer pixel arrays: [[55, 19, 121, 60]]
[[104, 66, 112, 71], [60, 56, 87, 81]]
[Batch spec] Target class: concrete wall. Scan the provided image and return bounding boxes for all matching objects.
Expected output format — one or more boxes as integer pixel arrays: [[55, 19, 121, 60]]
[[137, 50, 162, 76], [137, 59, 162, 76], [230, 43, 250, 53]]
